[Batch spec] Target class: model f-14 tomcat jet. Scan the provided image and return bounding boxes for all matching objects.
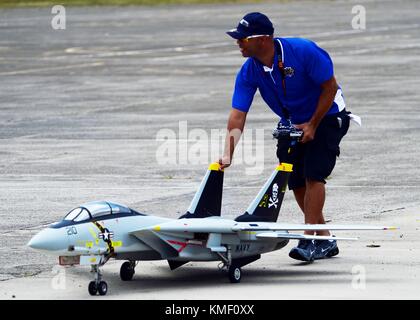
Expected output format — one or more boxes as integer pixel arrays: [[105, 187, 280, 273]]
[[28, 162, 396, 296]]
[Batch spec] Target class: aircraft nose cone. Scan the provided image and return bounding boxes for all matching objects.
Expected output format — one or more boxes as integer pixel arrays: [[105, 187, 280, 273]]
[[27, 231, 46, 250], [27, 228, 65, 252]]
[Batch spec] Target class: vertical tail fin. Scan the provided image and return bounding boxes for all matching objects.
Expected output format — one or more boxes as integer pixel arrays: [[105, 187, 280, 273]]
[[179, 163, 224, 219], [235, 163, 292, 222]]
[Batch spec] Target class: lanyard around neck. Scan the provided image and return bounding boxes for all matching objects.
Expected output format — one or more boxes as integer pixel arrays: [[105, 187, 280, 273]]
[[273, 39, 290, 121]]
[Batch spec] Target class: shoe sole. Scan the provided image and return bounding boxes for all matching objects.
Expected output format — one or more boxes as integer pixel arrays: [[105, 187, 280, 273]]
[[327, 247, 339, 257], [289, 250, 314, 262], [314, 247, 339, 260]]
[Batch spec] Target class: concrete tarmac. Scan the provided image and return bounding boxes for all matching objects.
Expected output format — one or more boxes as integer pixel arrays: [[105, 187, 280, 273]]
[[0, 0, 419, 299]]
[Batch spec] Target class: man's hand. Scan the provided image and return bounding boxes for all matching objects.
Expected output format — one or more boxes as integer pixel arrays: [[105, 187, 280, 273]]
[[218, 155, 231, 170], [218, 109, 247, 171], [295, 76, 338, 144], [294, 122, 316, 143]]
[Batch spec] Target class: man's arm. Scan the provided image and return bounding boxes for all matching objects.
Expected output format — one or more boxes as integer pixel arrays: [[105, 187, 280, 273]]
[[295, 75, 338, 143], [219, 108, 248, 170]]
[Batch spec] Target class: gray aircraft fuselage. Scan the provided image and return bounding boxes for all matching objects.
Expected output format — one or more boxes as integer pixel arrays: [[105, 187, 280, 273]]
[[29, 212, 289, 263]]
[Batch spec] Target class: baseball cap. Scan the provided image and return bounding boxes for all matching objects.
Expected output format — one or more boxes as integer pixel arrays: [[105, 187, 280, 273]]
[[226, 12, 274, 40]]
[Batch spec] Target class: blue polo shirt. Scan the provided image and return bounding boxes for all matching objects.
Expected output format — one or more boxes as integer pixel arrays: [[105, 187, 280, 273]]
[[232, 37, 345, 124]]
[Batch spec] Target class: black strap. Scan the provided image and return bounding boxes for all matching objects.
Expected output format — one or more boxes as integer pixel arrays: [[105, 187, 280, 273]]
[[273, 39, 290, 122]]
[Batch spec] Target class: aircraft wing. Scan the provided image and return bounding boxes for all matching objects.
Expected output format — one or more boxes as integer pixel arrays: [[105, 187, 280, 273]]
[[129, 218, 238, 258], [231, 222, 398, 232], [256, 232, 358, 241], [129, 229, 179, 259], [140, 219, 397, 235], [130, 219, 396, 254], [127, 218, 235, 259]]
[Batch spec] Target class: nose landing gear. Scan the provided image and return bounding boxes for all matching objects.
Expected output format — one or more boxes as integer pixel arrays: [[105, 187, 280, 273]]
[[88, 264, 108, 296], [87, 260, 137, 296]]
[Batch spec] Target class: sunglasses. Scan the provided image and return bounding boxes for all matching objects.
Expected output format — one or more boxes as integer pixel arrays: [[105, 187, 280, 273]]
[[239, 34, 270, 42]]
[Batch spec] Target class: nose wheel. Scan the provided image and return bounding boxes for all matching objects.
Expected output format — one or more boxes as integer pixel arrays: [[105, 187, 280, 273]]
[[88, 280, 108, 296], [88, 264, 108, 296]]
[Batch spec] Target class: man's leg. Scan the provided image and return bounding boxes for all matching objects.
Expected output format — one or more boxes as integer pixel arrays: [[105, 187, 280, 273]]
[[303, 179, 329, 236], [292, 186, 305, 213], [289, 112, 350, 261], [293, 183, 329, 236]]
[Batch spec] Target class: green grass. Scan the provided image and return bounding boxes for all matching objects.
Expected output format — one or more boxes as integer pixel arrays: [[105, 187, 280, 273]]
[[0, 0, 269, 8]]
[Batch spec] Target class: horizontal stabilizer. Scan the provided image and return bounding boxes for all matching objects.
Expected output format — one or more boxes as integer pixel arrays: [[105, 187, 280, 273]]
[[256, 232, 358, 241]]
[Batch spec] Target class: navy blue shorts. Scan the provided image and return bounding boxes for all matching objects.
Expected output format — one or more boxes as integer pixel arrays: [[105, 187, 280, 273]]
[[276, 110, 350, 190]]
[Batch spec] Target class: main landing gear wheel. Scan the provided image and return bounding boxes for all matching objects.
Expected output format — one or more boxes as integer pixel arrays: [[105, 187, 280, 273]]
[[228, 265, 242, 283], [120, 261, 136, 281]]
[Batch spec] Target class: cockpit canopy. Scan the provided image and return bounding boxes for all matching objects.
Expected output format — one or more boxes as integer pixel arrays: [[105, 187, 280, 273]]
[[63, 201, 138, 222]]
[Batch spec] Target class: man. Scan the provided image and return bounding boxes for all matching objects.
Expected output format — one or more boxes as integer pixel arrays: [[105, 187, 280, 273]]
[[219, 12, 351, 262]]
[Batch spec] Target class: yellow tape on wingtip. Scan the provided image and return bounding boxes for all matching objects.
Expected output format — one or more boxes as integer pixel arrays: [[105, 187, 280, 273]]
[[209, 162, 223, 171], [276, 163, 293, 172]]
